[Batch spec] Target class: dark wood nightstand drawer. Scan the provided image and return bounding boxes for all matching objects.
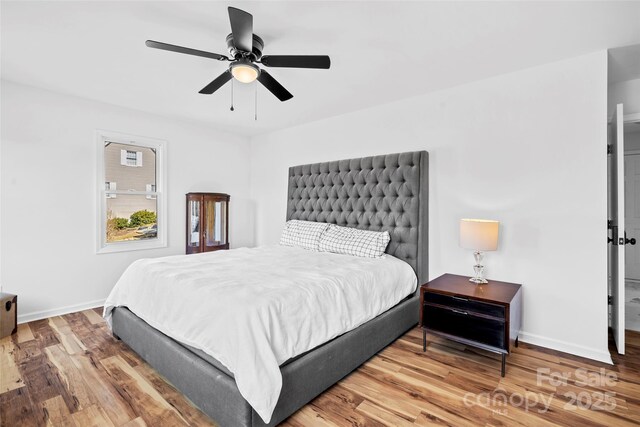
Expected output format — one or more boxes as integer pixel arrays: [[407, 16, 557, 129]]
[[424, 292, 505, 319], [423, 305, 505, 349], [420, 274, 522, 377]]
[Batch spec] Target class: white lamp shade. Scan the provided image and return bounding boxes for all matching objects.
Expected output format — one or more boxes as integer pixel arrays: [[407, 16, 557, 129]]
[[459, 219, 499, 251]]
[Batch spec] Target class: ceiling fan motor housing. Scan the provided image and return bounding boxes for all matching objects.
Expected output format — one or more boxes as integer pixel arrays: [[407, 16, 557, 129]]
[[226, 33, 264, 61]]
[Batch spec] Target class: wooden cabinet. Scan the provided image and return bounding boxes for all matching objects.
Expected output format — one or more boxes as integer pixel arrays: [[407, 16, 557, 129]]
[[186, 193, 229, 254], [419, 274, 522, 377]]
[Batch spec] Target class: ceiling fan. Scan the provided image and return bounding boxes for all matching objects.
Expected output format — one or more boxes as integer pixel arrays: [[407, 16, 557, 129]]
[[145, 6, 331, 102]]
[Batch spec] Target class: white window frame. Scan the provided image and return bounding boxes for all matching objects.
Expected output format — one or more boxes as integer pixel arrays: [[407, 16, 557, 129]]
[[105, 181, 117, 198], [145, 184, 157, 199], [96, 130, 167, 254]]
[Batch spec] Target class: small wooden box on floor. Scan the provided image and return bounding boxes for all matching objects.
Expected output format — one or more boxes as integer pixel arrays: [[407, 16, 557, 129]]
[[419, 274, 522, 377], [0, 293, 18, 338]]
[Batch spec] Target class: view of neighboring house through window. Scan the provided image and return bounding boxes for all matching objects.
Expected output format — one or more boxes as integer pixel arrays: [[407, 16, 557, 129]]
[[97, 131, 166, 253], [105, 142, 156, 242]]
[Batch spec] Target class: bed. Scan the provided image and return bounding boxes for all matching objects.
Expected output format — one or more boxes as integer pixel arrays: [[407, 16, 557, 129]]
[[108, 150, 429, 426]]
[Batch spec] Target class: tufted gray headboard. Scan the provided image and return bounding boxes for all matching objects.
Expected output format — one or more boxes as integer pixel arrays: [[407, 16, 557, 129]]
[[287, 151, 428, 285]]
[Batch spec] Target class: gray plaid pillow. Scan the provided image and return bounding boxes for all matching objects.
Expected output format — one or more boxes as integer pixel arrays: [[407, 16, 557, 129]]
[[279, 220, 330, 251], [318, 225, 390, 258]]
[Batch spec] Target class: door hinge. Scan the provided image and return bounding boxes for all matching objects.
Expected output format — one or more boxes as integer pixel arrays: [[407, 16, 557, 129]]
[[608, 295, 613, 305], [609, 224, 619, 244], [608, 144, 612, 155]]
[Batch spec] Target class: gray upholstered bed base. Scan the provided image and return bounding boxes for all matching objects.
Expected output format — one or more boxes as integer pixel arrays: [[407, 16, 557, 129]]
[[111, 151, 428, 426], [112, 296, 418, 426]]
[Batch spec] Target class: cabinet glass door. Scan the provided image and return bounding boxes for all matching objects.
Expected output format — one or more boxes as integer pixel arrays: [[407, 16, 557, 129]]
[[204, 199, 227, 248], [214, 200, 227, 245], [188, 198, 201, 250]]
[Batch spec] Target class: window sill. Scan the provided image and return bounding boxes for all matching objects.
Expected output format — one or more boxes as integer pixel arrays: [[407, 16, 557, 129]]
[[97, 238, 167, 254]]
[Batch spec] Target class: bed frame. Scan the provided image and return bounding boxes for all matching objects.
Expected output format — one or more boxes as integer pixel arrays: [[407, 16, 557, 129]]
[[112, 150, 429, 426]]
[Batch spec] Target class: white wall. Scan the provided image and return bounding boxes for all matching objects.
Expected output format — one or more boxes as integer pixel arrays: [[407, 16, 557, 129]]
[[250, 51, 610, 362], [0, 80, 254, 322]]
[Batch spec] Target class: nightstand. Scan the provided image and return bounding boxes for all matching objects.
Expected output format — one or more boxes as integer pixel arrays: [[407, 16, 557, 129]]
[[419, 274, 522, 377]]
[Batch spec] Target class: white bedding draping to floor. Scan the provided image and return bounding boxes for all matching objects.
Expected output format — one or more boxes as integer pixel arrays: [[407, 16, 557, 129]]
[[104, 245, 416, 423]]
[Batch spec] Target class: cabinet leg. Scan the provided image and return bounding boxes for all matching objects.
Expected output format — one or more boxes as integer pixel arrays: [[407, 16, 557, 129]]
[[422, 329, 426, 352], [501, 354, 506, 377], [515, 336, 519, 348]]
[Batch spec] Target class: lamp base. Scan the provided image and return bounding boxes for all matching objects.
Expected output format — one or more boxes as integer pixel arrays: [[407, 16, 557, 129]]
[[469, 251, 488, 284]]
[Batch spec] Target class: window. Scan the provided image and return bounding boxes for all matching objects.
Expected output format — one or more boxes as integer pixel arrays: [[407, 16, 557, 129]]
[[105, 182, 117, 199], [96, 130, 166, 253], [121, 150, 143, 167], [145, 184, 156, 200]]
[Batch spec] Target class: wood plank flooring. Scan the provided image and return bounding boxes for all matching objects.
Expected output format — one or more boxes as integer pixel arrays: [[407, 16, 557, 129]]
[[1, 308, 639, 426]]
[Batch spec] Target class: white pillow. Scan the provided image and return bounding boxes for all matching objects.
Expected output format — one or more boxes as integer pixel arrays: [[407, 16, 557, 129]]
[[318, 224, 390, 258], [279, 220, 330, 251]]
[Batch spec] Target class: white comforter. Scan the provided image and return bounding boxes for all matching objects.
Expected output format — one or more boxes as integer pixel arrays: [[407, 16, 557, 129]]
[[103, 245, 416, 423]]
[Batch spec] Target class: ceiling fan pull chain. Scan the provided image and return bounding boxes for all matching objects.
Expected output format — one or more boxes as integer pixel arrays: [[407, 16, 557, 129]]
[[254, 81, 258, 121], [230, 78, 235, 112]]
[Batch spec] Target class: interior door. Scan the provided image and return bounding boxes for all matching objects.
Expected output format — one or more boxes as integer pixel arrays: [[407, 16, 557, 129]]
[[609, 103, 625, 355]]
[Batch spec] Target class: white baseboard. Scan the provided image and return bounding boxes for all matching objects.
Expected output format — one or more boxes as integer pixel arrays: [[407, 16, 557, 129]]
[[519, 331, 613, 365], [18, 299, 105, 324], [16, 301, 614, 365]]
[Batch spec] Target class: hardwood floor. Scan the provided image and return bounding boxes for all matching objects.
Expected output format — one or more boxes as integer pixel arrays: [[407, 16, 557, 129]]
[[1, 308, 639, 426]]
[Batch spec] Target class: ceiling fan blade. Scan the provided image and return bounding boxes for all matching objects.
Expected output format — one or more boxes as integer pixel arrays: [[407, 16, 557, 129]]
[[257, 70, 293, 102], [261, 55, 330, 69], [146, 40, 227, 61], [228, 7, 253, 53], [199, 71, 232, 94]]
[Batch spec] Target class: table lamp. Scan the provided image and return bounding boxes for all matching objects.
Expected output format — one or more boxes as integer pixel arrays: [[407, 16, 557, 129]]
[[459, 219, 499, 284]]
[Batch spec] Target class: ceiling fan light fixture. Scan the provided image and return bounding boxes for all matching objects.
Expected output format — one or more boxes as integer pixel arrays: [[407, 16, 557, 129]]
[[230, 61, 260, 83]]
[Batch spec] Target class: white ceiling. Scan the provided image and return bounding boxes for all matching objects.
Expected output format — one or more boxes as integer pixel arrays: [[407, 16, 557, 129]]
[[609, 43, 640, 84], [2, 1, 640, 137]]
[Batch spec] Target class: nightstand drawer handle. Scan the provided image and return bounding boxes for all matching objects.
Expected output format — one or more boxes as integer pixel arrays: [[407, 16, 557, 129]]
[[451, 308, 468, 315], [452, 296, 469, 302]]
